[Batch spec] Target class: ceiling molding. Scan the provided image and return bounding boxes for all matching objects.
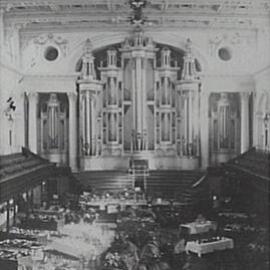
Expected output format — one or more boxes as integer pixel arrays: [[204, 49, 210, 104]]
[[1, 0, 269, 31]]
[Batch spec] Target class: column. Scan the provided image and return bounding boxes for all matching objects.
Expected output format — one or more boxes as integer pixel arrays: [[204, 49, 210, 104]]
[[86, 91, 91, 155], [142, 58, 147, 147], [240, 92, 250, 153], [184, 94, 188, 154], [188, 91, 193, 145], [14, 92, 26, 151], [168, 113, 171, 141], [0, 9, 4, 58], [132, 59, 136, 151], [6, 200, 10, 233], [253, 92, 259, 148], [26, 191, 30, 218], [30, 189, 34, 211], [200, 90, 210, 169], [27, 92, 38, 154], [91, 97, 96, 155], [136, 57, 142, 135], [176, 92, 181, 156], [80, 93, 86, 156], [68, 92, 78, 171], [109, 77, 113, 105], [12, 24, 21, 67], [13, 198, 17, 226], [194, 90, 199, 155]]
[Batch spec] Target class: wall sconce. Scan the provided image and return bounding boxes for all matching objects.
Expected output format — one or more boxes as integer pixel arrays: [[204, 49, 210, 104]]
[[4, 97, 16, 122]]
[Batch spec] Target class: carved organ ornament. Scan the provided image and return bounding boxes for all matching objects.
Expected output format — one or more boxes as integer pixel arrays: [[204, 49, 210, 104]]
[[76, 34, 202, 158]]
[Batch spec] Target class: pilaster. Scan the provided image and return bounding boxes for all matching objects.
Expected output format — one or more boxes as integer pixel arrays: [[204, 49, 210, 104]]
[[240, 92, 250, 153], [252, 91, 258, 148], [200, 89, 210, 169], [0, 9, 4, 58], [12, 24, 21, 67], [67, 92, 78, 171], [27, 92, 38, 154]]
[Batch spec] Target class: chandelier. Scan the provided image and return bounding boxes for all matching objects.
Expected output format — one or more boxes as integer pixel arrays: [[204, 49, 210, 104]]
[[129, 0, 148, 25]]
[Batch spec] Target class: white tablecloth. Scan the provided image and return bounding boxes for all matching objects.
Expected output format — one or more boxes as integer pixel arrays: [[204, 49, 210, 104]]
[[185, 237, 234, 257], [181, 221, 217, 234], [80, 199, 147, 209]]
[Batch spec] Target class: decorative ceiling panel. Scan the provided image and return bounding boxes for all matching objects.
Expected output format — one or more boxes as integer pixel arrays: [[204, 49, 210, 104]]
[[1, 0, 269, 30]]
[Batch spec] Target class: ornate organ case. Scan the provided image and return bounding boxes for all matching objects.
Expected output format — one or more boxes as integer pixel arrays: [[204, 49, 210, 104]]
[[77, 32, 202, 170], [38, 93, 68, 164]]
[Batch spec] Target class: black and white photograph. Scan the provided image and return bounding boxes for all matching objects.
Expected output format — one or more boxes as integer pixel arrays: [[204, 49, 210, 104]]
[[0, 0, 269, 269]]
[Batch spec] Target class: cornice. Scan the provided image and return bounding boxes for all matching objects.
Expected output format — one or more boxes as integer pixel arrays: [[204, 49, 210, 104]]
[[8, 17, 268, 39], [1, 0, 269, 15], [1, 1, 270, 31], [21, 74, 79, 92], [202, 73, 255, 79], [23, 73, 79, 79]]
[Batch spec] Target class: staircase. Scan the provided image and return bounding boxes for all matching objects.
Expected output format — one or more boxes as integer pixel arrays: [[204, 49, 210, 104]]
[[74, 170, 207, 205], [74, 170, 133, 192]]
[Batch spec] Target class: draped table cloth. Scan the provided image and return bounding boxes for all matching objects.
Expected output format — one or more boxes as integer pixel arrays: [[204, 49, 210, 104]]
[[185, 237, 234, 257], [180, 221, 217, 234]]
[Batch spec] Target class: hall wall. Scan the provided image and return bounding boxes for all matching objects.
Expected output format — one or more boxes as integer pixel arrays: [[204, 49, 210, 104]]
[[253, 67, 270, 150], [20, 28, 258, 76], [0, 19, 269, 170], [0, 64, 23, 155]]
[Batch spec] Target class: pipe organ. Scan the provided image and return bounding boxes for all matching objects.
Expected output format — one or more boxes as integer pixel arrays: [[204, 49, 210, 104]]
[[176, 39, 200, 157], [210, 93, 240, 160], [78, 39, 103, 157], [100, 48, 123, 154], [119, 32, 158, 152], [75, 32, 202, 169], [32, 32, 245, 170], [38, 93, 68, 164], [155, 47, 178, 151]]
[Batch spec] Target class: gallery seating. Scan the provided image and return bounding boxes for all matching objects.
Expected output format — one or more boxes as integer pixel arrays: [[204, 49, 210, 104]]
[[229, 147, 270, 178], [0, 151, 47, 179]]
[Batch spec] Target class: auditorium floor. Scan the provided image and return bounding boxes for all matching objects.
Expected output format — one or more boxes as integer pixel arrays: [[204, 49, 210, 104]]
[[1, 218, 268, 270], [42, 222, 269, 270]]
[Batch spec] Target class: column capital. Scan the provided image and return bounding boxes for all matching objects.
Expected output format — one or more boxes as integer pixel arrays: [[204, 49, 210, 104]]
[[200, 90, 210, 99], [26, 92, 38, 100], [67, 92, 77, 98], [67, 92, 78, 102], [240, 91, 251, 100]]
